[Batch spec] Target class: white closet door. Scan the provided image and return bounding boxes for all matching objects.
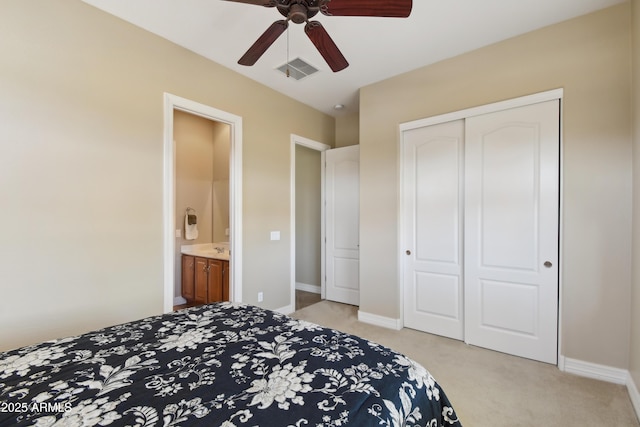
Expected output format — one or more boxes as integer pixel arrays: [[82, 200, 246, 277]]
[[325, 145, 360, 306], [402, 120, 465, 340], [464, 100, 559, 364]]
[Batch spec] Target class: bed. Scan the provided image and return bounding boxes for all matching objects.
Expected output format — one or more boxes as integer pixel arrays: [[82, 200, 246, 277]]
[[0, 302, 462, 426]]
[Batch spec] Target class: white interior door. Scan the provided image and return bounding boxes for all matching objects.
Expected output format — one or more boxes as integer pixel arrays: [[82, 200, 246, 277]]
[[325, 145, 359, 305], [402, 120, 465, 340], [464, 100, 559, 364]]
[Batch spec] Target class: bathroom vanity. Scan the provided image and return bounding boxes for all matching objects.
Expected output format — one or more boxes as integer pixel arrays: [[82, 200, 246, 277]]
[[181, 244, 230, 304]]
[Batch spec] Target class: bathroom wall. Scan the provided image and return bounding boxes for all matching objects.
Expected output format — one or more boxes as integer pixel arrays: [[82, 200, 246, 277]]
[[175, 110, 214, 245], [212, 123, 231, 243]]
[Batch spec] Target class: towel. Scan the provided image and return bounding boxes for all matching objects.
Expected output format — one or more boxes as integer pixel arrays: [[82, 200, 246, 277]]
[[185, 212, 198, 240]]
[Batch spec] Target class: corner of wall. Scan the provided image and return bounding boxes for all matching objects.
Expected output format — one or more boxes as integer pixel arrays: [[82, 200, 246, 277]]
[[628, 372, 640, 423]]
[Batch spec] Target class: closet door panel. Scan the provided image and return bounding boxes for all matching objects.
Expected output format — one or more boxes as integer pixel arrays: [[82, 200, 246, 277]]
[[464, 100, 559, 364], [402, 120, 464, 340], [480, 126, 538, 270]]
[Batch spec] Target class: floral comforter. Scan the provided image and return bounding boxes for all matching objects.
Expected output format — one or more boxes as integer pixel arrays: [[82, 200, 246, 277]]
[[0, 302, 462, 426]]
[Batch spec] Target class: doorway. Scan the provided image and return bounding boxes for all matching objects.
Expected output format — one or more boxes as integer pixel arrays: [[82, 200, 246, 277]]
[[163, 93, 243, 313], [290, 134, 330, 312], [172, 111, 230, 308]]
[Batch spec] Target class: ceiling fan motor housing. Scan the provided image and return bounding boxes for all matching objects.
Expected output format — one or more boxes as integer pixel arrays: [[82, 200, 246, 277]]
[[279, 1, 319, 24]]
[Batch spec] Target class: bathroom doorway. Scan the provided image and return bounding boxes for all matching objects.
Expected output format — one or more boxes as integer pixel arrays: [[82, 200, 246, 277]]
[[163, 94, 243, 313], [173, 110, 230, 308]]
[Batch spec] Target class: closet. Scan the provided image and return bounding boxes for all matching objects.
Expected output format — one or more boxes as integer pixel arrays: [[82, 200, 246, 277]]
[[401, 95, 560, 364]]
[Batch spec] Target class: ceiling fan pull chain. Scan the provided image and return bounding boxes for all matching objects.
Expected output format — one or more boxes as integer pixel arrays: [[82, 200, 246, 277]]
[[286, 24, 290, 77]]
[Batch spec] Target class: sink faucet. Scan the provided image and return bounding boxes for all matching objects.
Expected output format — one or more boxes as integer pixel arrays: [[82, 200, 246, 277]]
[[214, 246, 225, 254]]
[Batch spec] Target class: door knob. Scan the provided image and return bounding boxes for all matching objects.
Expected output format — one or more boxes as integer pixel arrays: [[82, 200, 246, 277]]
[[406, 250, 411, 255], [544, 261, 552, 268]]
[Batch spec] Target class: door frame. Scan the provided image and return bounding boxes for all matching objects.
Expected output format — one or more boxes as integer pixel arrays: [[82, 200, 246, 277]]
[[398, 88, 564, 363], [163, 93, 243, 312], [289, 134, 330, 313]]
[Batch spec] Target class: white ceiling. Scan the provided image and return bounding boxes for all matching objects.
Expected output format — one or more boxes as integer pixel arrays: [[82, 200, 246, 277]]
[[82, 0, 624, 117]]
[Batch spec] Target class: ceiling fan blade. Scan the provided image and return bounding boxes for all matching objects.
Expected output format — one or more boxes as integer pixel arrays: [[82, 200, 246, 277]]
[[222, 0, 275, 7], [320, 0, 412, 17], [238, 20, 288, 66], [304, 21, 348, 72]]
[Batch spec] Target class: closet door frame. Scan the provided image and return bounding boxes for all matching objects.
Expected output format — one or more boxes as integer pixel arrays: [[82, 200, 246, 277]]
[[398, 88, 564, 364]]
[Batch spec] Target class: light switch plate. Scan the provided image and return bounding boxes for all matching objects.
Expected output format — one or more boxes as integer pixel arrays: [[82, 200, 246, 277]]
[[270, 231, 280, 241]]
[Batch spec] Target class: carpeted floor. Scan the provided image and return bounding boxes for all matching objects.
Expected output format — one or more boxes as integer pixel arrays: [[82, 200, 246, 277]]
[[295, 289, 322, 310], [290, 300, 640, 426]]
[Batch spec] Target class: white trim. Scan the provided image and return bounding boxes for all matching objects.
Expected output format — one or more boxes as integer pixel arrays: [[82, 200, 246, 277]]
[[396, 122, 405, 330], [557, 97, 565, 366], [627, 372, 640, 422], [559, 356, 640, 421], [163, 93, 243, 313], [559, 356, 628, 385], [400, 89, 564, 132], [358, 310, 402, 330], [275, 304, 295, 315], [290, 134, 330, 313], [320, 149, 327, 301], [296, 282, 321, 294]]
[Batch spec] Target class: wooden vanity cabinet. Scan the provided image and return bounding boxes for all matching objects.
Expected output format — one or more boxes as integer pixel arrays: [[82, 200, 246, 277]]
[[181, 255, 195, 301], [193, 257, 210, 303], [182, 255, 230, 304], [206, 259, 223, 302]]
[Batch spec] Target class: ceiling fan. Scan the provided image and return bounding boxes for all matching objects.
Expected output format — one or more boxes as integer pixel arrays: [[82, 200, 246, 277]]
[[225, 0, 412, 72]]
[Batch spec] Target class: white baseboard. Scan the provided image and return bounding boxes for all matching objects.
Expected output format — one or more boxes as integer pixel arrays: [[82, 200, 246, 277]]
[[275, 304, 295, 315], [559, 356, 628, 385], [357, 310, 402, 330], [295, 282, 321, 294], [627, 372, 640, 422], [173, 296, 187, 306]]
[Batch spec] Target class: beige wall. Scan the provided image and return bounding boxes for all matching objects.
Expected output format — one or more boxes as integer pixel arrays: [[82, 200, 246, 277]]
[[335, 112, 360, 147], [0, 0, 333, 351], [631, 0, 640, 390], [360, 4, 633, 368], [212, 123, 231, 244], [295, 145, 322, 288]]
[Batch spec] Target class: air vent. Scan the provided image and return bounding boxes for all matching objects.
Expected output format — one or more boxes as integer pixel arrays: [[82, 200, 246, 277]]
[[276, 57, 318, 80]]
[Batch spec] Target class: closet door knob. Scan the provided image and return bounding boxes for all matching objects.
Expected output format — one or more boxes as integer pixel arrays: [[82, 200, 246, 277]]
[[406, 250, 411, 255], [544, 261, 552, 268]]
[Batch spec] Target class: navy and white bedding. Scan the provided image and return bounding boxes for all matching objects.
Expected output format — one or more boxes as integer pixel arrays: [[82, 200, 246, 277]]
[[0, 302, 462, 426]]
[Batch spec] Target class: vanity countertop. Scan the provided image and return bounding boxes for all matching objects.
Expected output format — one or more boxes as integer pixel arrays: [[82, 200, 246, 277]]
[[181, 243, 230, 261]]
